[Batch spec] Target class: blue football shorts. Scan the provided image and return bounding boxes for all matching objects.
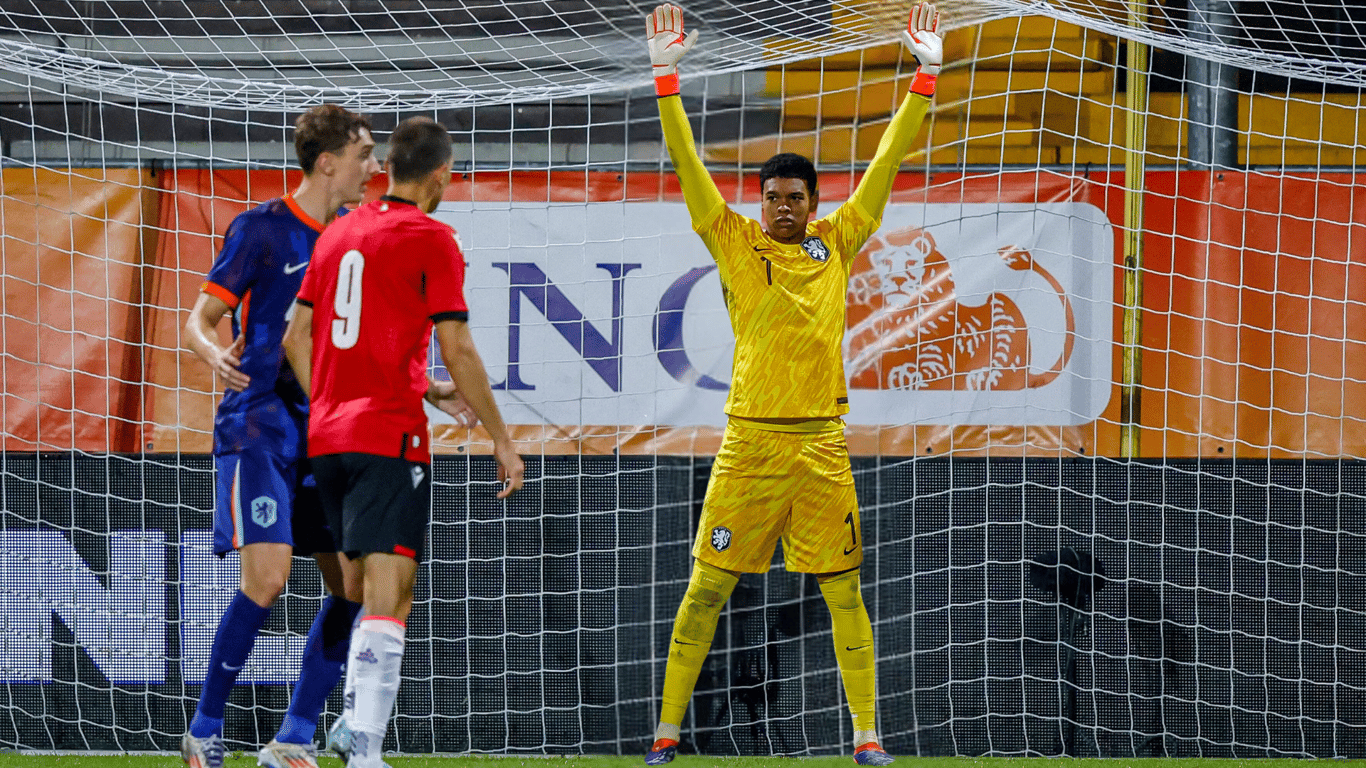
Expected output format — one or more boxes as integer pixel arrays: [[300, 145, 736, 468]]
[[212, 448, 336, 557]]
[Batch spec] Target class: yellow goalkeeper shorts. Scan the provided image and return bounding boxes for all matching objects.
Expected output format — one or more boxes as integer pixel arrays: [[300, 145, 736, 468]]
[[693, 417, 863, 574]]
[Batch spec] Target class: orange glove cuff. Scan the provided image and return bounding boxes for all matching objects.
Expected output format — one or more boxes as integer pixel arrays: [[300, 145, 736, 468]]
[[655, 73, 681, 97], [910, 68, 937, 97]]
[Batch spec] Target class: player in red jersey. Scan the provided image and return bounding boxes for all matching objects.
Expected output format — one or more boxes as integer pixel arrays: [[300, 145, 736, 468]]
[[282, 116, 524, 768], [181, 104, 380, 768]]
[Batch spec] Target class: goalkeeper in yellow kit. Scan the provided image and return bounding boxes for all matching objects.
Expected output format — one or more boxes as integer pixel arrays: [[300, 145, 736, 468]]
[[643, 3, 943, 765]]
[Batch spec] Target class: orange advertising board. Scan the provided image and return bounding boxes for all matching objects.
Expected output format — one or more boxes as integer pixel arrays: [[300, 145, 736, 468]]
[[0, 168, 153, 452], [144, 169, 300, 453], [1134, 172, 1366, 458], [6, 168, 1363, 458]]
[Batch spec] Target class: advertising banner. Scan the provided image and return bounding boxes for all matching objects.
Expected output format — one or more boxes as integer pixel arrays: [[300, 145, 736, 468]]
[[126, 169, 1366, 458], [0, 168, 152, 452], [431, 197, 1116, 455], [414, 170, 1124, 455], [144, 169, 301, 453]]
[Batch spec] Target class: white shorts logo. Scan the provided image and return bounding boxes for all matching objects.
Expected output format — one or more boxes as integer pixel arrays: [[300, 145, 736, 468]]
[[250, 496, 278, 528], [710, 526, 732, 552]]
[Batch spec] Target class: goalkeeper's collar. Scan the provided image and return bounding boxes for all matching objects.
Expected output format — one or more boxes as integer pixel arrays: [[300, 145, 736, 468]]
[[380, 194, 419, 207]]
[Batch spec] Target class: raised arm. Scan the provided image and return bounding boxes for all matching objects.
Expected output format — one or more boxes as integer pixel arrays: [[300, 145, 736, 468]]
[[849, 2, 944, 222], [648, 4, 726, 228]]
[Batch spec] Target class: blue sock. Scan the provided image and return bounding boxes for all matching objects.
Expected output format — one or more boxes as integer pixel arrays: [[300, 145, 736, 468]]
[[275, 596, 363, 744], [191, 590, 271, 738]]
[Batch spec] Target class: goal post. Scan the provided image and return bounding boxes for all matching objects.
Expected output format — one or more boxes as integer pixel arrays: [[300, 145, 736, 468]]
[[1, 0, 1365, 759]]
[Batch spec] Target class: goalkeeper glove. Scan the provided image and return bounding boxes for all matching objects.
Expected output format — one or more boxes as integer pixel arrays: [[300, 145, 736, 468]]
[[901, 2, 943, 97], [646, 3, 698, 97]]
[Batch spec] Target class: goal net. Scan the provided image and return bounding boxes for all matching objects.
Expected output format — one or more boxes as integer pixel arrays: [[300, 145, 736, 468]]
[[1, 0, 1364, 759]]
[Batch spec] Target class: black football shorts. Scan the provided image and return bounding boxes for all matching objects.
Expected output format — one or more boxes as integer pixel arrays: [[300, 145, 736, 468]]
[[312, 452, 431, 561]]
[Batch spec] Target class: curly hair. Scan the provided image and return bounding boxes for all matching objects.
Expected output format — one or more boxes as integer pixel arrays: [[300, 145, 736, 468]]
[[294, 104, 372, 174], [759, 152, 818, 198]]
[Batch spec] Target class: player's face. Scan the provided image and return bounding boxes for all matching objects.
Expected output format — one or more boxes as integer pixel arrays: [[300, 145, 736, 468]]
[[761, 176, 816, 244], [332, 128, 380, 204]]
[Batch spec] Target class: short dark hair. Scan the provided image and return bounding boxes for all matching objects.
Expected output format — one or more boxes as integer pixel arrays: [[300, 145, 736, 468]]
[[294, 104, 371, 174], [386, 117, 453, 183], [759, 152, 818, 198]]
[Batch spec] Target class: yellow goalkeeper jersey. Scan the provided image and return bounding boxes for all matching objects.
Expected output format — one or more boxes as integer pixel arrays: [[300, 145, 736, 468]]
[[658, 91, 931, 418]]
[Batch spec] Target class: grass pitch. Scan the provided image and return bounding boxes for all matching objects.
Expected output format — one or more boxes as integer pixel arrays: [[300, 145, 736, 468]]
[[4, 755, 1366, 768]]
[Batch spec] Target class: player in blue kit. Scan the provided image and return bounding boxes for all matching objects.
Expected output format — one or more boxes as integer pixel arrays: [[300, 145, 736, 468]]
[[181, 104, 382, 768]]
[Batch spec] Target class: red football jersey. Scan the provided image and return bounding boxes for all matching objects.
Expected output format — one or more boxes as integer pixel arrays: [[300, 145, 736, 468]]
[[296, 196, 468, 463]]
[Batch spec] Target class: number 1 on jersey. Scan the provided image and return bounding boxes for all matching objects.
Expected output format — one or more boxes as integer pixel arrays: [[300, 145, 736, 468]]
[[331, 249, 364, 349]]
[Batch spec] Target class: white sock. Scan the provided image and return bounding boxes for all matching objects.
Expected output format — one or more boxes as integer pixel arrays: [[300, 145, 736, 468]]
[[347, 616, 406, 765], [340, 610, 365, 721], [654, 722, 681, 743]]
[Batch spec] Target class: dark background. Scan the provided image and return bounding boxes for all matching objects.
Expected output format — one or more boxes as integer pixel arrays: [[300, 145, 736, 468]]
[[2, 452, 1363, 757]]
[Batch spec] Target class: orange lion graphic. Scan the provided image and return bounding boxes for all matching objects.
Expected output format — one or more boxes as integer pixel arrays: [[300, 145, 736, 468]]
[[845, 227, 1075, 391]]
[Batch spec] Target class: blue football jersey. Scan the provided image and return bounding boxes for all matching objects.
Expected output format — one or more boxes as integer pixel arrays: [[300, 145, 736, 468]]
[[202, 195, 339, 457]]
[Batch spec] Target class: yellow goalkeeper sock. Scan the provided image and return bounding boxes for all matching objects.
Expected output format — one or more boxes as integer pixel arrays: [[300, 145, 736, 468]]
[[656, 559, 739, 737], [820, 569, 878, 740]]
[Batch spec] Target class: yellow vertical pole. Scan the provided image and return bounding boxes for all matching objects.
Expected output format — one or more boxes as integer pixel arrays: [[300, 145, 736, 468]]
[[1120, 0, 1150, 459]]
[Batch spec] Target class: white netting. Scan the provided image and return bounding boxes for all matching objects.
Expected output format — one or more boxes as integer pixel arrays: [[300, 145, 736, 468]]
[[0, 1, 1363, 111]]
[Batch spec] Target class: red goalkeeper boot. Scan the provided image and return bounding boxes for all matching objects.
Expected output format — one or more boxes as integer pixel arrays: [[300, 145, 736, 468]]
[[644, 737, 678, 765], [854, 741, 895, 765]]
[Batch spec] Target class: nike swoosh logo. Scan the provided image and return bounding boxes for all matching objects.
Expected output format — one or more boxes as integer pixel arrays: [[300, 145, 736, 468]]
[[753, 245, 771, 252], [283, 262, 307, 274], [844, 546, 858, 555], [672, 638, 698, 646], [845, 645, 870, 652], [221, 662, 244, 671]]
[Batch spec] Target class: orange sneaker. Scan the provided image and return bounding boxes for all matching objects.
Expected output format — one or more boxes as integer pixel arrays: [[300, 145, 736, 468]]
[[645, 737, 679, 765], [854, 741, 895, 765]]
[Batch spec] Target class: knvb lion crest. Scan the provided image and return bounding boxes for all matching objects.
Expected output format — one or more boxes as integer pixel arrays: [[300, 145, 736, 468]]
[[710, 526, 733, 552], [250, 496, 278, 527], [801, 236, 831, 262], [845, 228, 1076, 391]]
